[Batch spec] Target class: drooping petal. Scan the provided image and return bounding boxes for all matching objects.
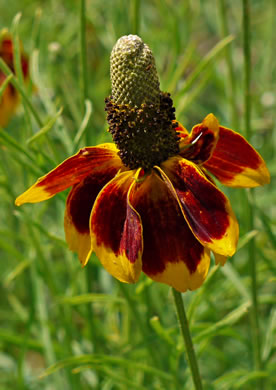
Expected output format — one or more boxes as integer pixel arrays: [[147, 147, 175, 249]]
[[90, 170, 143, 283], [64, 164, 120, 265], [161, 156, 239, 257], [204, 126, 270, 187], [15, 143, 122, 205], [179, 113, 220, 164], [130, 170, 210, 292]]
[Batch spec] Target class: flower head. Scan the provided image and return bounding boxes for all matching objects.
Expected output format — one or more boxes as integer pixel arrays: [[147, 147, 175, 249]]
[[0, 29, 30, 127], [15, 35, 270, 292]]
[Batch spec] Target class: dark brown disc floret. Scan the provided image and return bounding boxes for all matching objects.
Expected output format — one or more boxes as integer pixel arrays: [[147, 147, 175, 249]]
[[105, 92, 180, 170]]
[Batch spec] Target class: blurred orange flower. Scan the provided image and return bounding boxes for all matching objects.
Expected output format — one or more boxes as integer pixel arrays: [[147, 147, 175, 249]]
[[0, 30, 30, 127]]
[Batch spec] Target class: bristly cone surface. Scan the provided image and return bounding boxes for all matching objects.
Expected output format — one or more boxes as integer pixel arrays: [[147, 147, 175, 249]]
[[106, 35, 180, 170], [110, 34, 160, 107]]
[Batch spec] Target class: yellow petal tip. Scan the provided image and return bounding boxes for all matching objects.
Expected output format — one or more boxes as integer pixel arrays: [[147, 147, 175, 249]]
[[15, 185, 53, 206], [203, 113, 219, 133], [81, 251, 92, 267], [259, 164, 271, 186], [93, 243, 142, 284], [214, 253, 228, 266], [15, 197, 22, 207]]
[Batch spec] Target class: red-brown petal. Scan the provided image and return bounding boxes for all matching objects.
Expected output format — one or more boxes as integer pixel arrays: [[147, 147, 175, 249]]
[[204, 126, 270, 187], [64, 164, 120, 265], [90, 170, 143, 283], [179, 114, 220, 164], [161, 157, 239, 257], [15, 143, 122, 205], [174, 120, 189, 140], [130, 171, 210, 292]]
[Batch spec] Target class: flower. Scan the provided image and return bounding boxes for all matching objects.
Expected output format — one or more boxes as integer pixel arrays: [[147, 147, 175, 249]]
[[0, 29, 30, 127], [15, 35, 270, 292]]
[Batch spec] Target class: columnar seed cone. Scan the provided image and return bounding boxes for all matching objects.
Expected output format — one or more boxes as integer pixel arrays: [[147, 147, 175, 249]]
[[110, 35, 160, 107], [107, 35, 179, 170]]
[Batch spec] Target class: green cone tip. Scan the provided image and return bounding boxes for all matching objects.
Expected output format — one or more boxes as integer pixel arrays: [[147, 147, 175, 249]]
[[110, 35, 161, 107]]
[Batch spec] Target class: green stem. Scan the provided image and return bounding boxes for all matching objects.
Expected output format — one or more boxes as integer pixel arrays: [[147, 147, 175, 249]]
[[12, 14, 33, 138], [27, 225, 79, 388], [217, 0, 238, 129], [80, 0, 88, 113], [118, 283, 161, 368], [242, 0, 262, 374], [17, 264, 35, 389], [30, 258, 64, 388], [172, 288, 203, 390], [131, 0, 141, 35], [83, 265, 105, 352], [243, 0, 251, 139]]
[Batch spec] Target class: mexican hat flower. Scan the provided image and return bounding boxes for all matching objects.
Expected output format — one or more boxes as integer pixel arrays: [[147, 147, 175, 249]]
[[0, 29, 30, 127], [15, 35, 270, 292]]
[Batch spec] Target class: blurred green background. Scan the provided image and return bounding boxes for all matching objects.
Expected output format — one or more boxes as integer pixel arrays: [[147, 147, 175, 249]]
[[0, 0, 275, 389]]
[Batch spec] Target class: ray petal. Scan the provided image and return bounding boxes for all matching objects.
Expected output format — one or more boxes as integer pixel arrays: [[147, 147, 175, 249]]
[[130, 171, 210, 292], [161, 156, 239, 257], [15, 143, 122, 205], [64, 163, 120, 265], [204, 126, 270, 187], [179, 113, 220, 164], [90, 170, 143, 284]]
